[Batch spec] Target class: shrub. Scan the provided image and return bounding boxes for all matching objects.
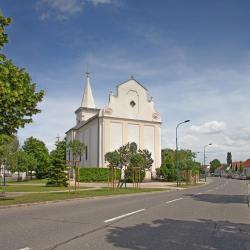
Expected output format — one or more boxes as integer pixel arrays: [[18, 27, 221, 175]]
[[77, 167, 121, 182]]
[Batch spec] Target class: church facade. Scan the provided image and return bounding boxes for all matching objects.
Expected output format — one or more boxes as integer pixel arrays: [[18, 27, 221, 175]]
[[66, 74, 162, 178]]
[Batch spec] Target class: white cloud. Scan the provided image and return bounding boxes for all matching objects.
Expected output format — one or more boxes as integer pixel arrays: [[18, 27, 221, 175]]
[[36, 0, 120, 20], [37, 0, 84, 20], [190, 121, 227, 134]]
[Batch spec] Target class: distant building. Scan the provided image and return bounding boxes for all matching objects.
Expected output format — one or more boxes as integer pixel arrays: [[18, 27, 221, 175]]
[[242, 159, 250, 177], [232, 161, 242, 172], [66, 73, 162, 178]]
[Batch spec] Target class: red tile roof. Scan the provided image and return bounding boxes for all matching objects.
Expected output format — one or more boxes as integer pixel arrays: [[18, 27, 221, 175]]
[[243, 159, 250, 167]]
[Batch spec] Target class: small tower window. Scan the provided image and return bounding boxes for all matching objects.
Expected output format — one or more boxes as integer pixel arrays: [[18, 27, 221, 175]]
[[130, 100, 136, 107], [85, 146, 88, 161]]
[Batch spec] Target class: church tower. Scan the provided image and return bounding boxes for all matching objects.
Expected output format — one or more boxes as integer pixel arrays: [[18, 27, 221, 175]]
[[75, 73, 99, 124]]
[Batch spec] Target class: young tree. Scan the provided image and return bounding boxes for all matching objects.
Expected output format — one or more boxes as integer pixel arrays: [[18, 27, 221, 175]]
[[23, 137, 50, 179], [0, 134, 19, 184], [66, 140, 85, 162], [47, 140, 68, 187], [0, 12, 44, 135], [210, 159, 221, 173], [66, 140, 85, 190], [125, 153, 145, 182]]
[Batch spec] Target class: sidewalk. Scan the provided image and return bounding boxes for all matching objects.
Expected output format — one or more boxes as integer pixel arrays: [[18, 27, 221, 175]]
[[78, 180, 206, 190]]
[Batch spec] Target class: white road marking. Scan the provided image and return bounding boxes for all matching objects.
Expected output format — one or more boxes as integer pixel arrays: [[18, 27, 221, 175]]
[[104, 209, 145, 223], [196, 192, 202, 195], [165, 197, 183, 204], [19, 248, 32, 250]]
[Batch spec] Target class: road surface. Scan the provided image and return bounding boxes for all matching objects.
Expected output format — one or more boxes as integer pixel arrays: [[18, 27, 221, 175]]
[[0, 178, 249, 250]]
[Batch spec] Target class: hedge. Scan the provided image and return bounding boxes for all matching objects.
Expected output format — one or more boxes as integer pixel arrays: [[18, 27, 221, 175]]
[[77, 167, 121, 182]]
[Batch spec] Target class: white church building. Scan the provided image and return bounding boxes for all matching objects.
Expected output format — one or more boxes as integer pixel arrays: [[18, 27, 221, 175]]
[[66, 73, 162, 178]]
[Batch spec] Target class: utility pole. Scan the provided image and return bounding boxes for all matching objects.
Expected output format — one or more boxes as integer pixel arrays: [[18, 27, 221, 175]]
[[203, 143, 212, 182], [176, 120, 191, 187]]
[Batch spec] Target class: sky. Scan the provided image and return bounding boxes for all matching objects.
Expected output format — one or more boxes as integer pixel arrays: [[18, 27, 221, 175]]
[[1, 0, 250, 164]]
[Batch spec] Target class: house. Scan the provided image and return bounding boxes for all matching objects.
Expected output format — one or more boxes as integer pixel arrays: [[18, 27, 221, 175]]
[[242, 159, 250, 177], [232, 161, 242, 172], [66, 73, 162, 178]]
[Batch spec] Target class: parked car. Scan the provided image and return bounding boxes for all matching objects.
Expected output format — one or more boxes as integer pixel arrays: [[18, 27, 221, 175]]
[[239, 174, 247, 180]]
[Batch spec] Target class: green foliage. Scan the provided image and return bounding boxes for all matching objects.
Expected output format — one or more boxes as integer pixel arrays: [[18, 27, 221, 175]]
[[78, 167, 121, 182], [0, 134, 19, 171], [66, 139, 85, 161], [160, 148, 200, 181], [16, 151, 37, 180], [0, 12, 11, 49], [117, 143, 130, 168], [210, 159, 221, 173], [23, 137, 50, 179], [47, 140, 68, 187], [138, 149, 154, 170], [0, 12, 44, 135], [105, 150, 120, 168], [105, 143, 154, 183]]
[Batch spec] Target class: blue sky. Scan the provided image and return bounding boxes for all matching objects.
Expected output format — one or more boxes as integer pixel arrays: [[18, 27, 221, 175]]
[[1, 0, 250, 163]]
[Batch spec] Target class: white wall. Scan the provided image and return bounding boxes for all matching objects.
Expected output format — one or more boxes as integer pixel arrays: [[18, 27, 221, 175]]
[[127, 123, 139, 146], [110, 122, 123, 151], [105, 79, 161, 123]]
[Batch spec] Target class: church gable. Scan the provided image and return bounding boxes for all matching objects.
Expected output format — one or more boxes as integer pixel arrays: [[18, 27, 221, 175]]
[[104, 78, 161, 122]]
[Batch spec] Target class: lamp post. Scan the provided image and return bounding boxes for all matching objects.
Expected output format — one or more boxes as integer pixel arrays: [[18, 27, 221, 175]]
[[176, 120, 190, 187], [203, 143, 212, 182]]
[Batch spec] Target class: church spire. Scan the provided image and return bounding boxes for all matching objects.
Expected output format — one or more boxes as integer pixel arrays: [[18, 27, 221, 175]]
[[81, 72, 95, 108]]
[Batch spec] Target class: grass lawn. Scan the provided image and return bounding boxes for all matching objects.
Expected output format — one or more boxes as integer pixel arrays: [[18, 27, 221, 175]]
[[5, 178, 48, 184], [0, 188, 166, 206], [0, 185, 71, 192]]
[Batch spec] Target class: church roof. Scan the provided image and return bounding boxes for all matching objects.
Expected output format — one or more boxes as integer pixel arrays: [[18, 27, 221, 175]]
[[66, 113, 99, 133], [81, 72, 95, 108], [116, 76, 148, 91]]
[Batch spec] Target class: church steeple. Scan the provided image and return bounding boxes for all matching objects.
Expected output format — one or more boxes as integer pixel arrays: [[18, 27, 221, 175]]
[[81, 72, 95, 108]]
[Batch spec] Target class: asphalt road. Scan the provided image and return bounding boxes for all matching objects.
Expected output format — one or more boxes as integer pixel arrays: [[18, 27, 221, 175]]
[[0, 178, 249, 250]]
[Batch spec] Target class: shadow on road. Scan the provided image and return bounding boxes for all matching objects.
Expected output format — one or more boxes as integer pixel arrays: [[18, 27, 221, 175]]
[[106, 218, 250, 250], [185, 193, 247, 204]]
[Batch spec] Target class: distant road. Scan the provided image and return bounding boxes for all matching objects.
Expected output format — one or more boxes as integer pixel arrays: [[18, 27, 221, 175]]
[[0, 178, 249, 250]]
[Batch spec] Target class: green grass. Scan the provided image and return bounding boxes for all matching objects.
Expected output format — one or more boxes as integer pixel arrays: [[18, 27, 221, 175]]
[[5, 178, 48, 184], [0, 188, 166, 206], [0, 185, 70, 192]]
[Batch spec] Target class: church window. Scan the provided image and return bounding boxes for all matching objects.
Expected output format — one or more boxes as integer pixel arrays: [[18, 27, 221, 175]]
[[85, 146, 88, 161], [130, 100, 136, 107]]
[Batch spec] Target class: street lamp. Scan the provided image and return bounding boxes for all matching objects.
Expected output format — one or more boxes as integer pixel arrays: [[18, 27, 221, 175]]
[[176, 120, 190, 187], [203, 143, 212, 182]]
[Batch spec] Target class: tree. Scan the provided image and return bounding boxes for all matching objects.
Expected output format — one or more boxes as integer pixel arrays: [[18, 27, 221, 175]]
[[0, 12, 44, 135], [23, 137, 50, 179], [66, 139, 85, 191], [139, 149, 154, 170], [105, 151, 120, 168], [227, 152, 232, 168], [0, 134, 19, 184], [47, 140, 68, 187], [66, 140, 85, 162], [125, 153, 145, 183], [210, 159, 221, 173]]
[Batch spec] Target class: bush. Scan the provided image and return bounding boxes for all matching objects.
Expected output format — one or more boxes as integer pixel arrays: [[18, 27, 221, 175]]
[[77, 167, 121, 182]]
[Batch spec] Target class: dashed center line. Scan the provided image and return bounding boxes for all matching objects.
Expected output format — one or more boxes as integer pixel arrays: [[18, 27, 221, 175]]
[[19, 247, 32, 250], [165, 197, 184, 204], [104, 209, 145, 223]]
